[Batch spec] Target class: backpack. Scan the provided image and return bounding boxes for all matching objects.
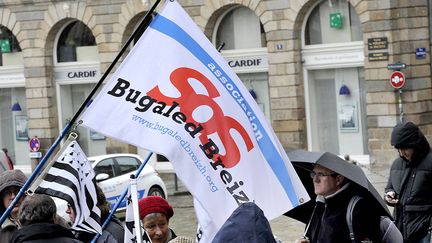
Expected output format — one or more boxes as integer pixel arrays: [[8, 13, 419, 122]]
[[346, 195, 403, 243]]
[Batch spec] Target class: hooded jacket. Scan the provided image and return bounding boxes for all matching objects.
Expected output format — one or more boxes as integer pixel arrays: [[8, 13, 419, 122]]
[[212, 202, 277, 243], [0, 170, 28, 215], [385, 122, 432, 242], [0, 170, 28, 243]]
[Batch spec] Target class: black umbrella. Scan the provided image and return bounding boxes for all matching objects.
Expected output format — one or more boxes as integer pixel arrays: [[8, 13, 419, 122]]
[[285, 149, 391, 223]]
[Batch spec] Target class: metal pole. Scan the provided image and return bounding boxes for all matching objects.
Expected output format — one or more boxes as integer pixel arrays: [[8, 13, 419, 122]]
[[398, 89, 404, 122], [174, 173, 178, 192], [90, 152, 153, 243], [130, 174, 143, 243]]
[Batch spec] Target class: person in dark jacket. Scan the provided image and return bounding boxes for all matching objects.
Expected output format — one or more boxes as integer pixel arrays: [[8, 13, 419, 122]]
[[10, 193, 82, 243], [296, 164, 381, 243], [139, 196, 177, 243], [385, 121, 432, 242], [0, 170, 28, 243], [212, 202, 277, 243]]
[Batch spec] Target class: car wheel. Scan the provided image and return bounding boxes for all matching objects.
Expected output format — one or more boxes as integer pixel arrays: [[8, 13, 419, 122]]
[[148, 186, 165, 198]]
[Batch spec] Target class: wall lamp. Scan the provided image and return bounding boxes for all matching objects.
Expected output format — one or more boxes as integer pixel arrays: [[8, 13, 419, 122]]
[[11, 101, 22, 111], [339, 85, 350, 96]]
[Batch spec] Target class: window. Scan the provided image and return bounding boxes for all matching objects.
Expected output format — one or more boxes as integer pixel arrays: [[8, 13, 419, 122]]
[[116, 156, 140, 174], [94, 159, 116, 178], [56, 21, 96, 63], [215, 6, 266, 50], [0, 25, 22, 66], [304, 0, 362, 45]]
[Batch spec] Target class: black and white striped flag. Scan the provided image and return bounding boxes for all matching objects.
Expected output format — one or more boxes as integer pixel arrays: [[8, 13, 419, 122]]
[[33, 140, 102, 234], [124, 186, 137, 243]]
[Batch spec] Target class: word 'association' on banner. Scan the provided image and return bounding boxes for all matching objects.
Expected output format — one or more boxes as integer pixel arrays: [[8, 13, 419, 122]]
[[107, 67, 257, 205]]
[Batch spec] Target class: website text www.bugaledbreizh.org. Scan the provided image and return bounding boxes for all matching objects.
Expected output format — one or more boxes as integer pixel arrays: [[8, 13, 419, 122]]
[[132, 114, 219, 193]]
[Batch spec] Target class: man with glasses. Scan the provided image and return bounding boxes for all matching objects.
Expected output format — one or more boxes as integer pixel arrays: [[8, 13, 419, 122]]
[[0, 170, 28, 242], [296, 164, 380, 243], [385, 121, 432, 243]]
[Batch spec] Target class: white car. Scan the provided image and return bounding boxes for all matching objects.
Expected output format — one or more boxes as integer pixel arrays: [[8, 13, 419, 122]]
[[90, 153, 167, 213], [55, 153, 167, 221]]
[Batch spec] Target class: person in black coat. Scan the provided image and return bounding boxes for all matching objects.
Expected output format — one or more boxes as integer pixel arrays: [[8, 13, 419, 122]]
[[296, 164, 381, 243], [385, 121, 432, 242], [10, 193, 82, 243]]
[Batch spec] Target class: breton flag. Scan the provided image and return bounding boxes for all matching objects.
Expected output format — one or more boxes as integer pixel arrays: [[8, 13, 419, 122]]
[[79, 0, 309, 241], [124, 186, 137, 243], [30, 140, 102, 234]]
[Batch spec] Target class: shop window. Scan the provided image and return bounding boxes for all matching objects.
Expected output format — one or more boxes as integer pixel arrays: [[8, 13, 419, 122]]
[[305, 0, 362, 45], [56, 21, 97, 63], [59, 83, 107, 156], [0, 25, 22, 66], [215, 6, 266, 50], [0, 87, 28, 165]]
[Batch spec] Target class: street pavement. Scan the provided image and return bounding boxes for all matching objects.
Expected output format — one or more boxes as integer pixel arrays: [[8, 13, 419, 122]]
[[161, 164, 391, 242]]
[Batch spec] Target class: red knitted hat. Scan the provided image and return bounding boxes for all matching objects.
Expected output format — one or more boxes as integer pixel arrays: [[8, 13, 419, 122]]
[[139, 196, 174, 220]]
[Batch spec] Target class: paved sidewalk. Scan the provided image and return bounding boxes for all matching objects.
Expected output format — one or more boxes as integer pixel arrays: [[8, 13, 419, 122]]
[[162, 165, 391, 242]]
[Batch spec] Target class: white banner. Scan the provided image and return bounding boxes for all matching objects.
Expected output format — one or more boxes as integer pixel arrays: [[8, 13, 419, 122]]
[[79, 0, 308, 241]]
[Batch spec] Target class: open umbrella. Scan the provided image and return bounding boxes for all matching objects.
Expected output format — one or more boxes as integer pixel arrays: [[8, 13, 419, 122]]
[[285, 149, 391, 223]]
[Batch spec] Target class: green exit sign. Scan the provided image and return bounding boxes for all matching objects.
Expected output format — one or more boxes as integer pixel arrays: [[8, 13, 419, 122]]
[[330, 12, 343, 29], [0, 39, 11, 53]]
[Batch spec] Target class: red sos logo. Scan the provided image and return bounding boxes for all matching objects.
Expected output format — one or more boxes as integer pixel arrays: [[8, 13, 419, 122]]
[[148, 67, 254, 168]]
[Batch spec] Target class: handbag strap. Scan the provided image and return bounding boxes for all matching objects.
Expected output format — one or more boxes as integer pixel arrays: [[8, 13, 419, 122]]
[[346, 195, 362, 243]]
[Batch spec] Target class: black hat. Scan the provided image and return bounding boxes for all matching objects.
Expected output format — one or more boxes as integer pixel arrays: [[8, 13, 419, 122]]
[[391, 122, 422, 149]]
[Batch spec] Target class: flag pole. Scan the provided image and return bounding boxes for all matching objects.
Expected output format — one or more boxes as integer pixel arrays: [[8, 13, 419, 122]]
[[91, 152, 153, 243], [0, 0, 162, 225], [130, 174, 143, 243]]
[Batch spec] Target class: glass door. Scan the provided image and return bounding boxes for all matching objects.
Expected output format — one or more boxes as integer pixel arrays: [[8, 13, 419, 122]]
[[307, 67, 366, 155]]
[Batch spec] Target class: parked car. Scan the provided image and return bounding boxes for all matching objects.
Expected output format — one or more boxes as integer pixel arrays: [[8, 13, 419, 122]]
[[91, 153, 167, 211], [55, 153, 167, 220]]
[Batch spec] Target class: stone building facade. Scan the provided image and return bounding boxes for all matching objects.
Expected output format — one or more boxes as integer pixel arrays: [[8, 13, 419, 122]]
[[0, 0, 430, 170]]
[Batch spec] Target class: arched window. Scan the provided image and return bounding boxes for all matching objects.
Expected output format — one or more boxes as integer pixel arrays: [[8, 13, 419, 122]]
[[56, 21, 96, 62], [0, 25, 22, 66], [302, 0, 367, 156], [215, 6, 266, 50], [132, 14, 154, 45], [304, 0, 362, 45], [213, 6, 270, 119]]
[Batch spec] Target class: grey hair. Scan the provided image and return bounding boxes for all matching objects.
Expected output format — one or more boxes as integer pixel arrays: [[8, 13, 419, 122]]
[[19, 194, 57, 226], [143, 212, 169, 222]]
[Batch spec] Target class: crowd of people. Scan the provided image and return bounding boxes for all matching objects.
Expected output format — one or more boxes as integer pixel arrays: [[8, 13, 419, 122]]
[[0, 168, 191, 243], [0, 121, 431, 243]]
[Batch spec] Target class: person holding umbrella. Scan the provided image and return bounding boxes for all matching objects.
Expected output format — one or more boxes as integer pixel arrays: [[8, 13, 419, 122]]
[[295, 164, 381, 243], [385, 121, 432, 242], [285, 150, 394, 243]]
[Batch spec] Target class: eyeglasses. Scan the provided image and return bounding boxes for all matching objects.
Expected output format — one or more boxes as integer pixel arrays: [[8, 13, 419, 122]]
[[310, 171, 338, 178]]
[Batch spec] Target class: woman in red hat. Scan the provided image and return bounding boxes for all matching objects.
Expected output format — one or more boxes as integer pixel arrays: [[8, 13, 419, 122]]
[[139, 196, 177, 243]]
